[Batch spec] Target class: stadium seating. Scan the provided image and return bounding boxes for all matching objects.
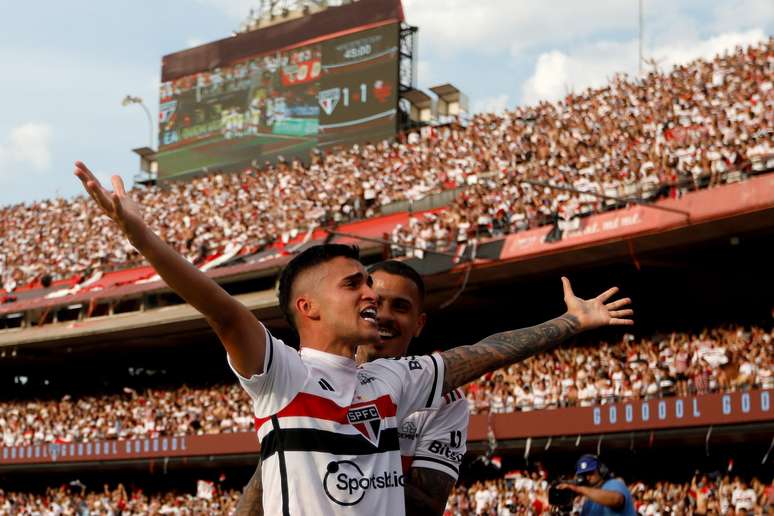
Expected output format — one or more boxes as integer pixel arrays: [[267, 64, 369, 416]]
[[0, 484, 241, 514], [1, 39, 771, 290], [446, 471, 772, 514], [1, 324, 770, 447]]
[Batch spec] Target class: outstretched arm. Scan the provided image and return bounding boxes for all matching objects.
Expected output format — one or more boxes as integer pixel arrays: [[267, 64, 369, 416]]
[[74, 161, 265, 377], [440, 277, 633, 393]]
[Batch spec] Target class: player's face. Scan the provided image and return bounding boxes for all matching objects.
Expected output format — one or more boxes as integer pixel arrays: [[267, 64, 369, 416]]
[[314, 257, 379, 347], [362, 270, 426, 360]]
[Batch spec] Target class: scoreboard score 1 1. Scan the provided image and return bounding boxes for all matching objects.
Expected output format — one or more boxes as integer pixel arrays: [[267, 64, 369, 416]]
[[156, 24, 399, 180]]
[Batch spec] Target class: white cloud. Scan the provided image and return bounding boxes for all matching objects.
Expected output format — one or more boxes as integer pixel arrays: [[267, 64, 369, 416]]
[[0, 123, 52, 177], [472, 94, 510, 114], [402, 0, 635, 56], [521, 29, 768, 105]]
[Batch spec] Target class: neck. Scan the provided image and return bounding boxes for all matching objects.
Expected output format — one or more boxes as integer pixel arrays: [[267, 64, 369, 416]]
[[297, 329, 357, 359]]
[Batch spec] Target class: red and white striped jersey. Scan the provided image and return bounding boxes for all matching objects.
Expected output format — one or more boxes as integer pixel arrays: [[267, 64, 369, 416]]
[[398, 388, 469, 481], [229, 326, 445, 516]]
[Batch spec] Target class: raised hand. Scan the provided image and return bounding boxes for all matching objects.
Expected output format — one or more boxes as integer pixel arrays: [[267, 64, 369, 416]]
[[561, 276, 633, 331], [73, 161, 145, 240]]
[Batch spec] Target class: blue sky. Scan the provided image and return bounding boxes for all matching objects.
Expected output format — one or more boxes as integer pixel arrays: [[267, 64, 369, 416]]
[[0, 0, 771, 206]]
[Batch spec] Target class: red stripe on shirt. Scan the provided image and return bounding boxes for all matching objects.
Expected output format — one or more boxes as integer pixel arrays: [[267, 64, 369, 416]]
[[255, 392, 397, 430]]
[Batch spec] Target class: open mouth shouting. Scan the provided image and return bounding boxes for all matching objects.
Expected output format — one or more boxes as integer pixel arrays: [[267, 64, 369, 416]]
[[359, 306, 378, 327]]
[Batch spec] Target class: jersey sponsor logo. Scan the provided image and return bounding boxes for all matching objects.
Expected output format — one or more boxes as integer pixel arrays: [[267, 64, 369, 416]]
[[449, 430, 463, 448], [347, 404, 382, 446], [323, 460, 404, 506], [357, 371, 376, 385], [428, 440, 464, 463], [397, 421, 417, 441]]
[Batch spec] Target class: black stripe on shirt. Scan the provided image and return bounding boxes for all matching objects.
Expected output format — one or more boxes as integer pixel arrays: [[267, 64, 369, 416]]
[[425, 354, 439, 408], [271, 415, 290, 516], [266, 332, 275, 373], [411, 454, 460, 475], [261, 427, 400, 461]]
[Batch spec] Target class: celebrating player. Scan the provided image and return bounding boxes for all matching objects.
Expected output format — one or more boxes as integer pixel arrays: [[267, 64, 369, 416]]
[[74, 161, 633, 516], [236, 260, 469, 516]]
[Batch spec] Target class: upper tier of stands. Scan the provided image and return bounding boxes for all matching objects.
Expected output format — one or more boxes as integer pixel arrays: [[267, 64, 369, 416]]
[[2, 39, 772, 293]]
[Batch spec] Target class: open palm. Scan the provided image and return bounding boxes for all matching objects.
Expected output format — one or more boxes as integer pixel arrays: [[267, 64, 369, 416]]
[[74, 161, 145, 237], [561, 276, 633, 331]]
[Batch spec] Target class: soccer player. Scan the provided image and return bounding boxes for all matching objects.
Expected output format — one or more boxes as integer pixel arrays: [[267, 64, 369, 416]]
[[236, 260, 469, 516], [75, 162, 632, 516]]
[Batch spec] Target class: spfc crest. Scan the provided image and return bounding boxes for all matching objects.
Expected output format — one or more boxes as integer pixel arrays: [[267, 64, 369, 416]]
[[319, 88, 341, 116], [347, 404, 382, 446]]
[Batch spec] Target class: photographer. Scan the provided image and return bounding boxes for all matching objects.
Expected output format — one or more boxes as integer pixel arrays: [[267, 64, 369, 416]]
[[558, 455, 636, 516]]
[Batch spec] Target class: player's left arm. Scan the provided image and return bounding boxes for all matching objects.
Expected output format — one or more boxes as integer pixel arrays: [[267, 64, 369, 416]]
[[404, 396, 468, 515], [404, 468, 456, 516], [235, 462, 263, 516], [440, 277, 633, 394]]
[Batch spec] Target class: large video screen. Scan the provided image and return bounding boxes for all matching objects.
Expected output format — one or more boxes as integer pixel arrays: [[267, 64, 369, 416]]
[[156, 24, 399, 179]]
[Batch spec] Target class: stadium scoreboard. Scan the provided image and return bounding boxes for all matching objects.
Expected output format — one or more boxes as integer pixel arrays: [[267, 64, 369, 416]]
[[156, 0, 404, 180]]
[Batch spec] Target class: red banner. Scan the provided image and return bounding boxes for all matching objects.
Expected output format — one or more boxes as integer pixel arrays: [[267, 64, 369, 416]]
[[468, 389, 773, 441], [501, 173, 774, 261]]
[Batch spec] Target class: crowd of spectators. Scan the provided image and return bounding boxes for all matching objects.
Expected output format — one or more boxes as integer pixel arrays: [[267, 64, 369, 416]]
[[465, 325, 773, 414], [446, 471, 774, 515], [1, 324, 770, 448], [2, 39, 772, 290], [0, 483, 241, 515], [1, 384, 253, 448]]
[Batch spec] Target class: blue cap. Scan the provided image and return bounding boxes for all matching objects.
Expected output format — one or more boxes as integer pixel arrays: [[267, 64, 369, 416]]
[[575, 454, 599, 475]]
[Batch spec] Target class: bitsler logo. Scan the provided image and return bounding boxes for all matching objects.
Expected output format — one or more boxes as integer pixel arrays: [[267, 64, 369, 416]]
[[347, 404, 382, 446], [323, 460, 404, 506]]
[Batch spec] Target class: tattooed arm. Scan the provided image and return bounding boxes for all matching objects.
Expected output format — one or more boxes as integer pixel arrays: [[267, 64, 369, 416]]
[[404, 468, 456, 516], [441, 277, 633, 393], [235, 462, 263, 516]]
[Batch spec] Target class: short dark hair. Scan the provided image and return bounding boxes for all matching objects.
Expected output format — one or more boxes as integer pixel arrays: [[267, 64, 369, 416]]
[[277, 244, 361, 329], [368, 260, 425, 305]]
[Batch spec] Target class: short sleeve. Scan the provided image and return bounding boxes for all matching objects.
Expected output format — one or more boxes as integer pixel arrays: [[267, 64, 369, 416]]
[[603, 479, 629, 497], [227, 325, 308, 417], [411, 395, 469, 480], [364, 353, 445, 421]]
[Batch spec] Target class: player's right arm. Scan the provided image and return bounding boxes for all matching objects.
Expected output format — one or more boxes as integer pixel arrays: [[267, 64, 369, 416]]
[[74, 161, 265, 377], [439, 278, 633, 394]]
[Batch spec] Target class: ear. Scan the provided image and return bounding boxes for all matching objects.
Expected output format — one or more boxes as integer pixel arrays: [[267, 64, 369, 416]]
[[295, 294, 321, 323], [413, 312, 427, 338]]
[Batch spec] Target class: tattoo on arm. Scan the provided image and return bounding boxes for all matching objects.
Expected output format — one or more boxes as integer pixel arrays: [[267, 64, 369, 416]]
[[404, 467, 456, 516], [440, 314, 580, 393], [235, 462, 263, 516]]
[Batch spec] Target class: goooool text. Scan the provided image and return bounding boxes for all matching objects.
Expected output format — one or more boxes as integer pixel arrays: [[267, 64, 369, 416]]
[[323, 460, 404, 506]]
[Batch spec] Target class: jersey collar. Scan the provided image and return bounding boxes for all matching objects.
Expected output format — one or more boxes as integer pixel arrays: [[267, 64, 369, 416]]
[[299, 347, 357, 369]]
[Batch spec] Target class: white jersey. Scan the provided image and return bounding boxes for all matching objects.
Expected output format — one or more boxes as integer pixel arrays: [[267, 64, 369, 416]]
[[230, 326, 445, 516], [398, 388, 469, 481]]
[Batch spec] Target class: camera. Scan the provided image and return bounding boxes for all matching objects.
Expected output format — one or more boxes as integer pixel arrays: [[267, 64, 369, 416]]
[[548, 478, 578, 514]]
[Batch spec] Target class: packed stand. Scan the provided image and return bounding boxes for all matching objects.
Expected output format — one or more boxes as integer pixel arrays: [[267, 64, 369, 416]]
[[465, 325, 773, 414], [2, 40, 772, 289], [0, 483, 241, 515], [1, 324, 771, 448], [0, 384, 254, 448], [446, 471, 774, 515]]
